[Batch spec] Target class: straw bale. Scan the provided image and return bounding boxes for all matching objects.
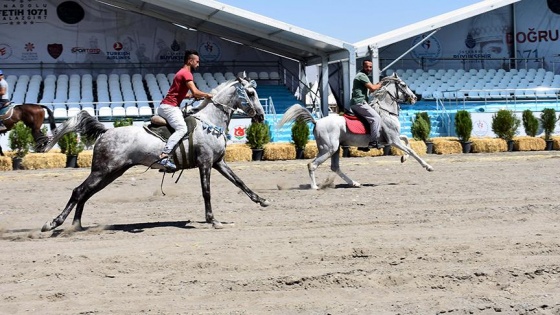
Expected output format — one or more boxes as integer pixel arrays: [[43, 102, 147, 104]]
[[391, 140, 426, 156], [78, 151, 94, 168], [22, 153, 66, 170], [471, 138, 506, 153], [224, 144, 252, 162], [263, 143, 296, 160], [349, 146, 384, 157], [552, 136, 560, 150], [514, 136, 545, 151], [304, 141, 318, 159], [0, 156, 11, 171], [433, 138, 462, 154]]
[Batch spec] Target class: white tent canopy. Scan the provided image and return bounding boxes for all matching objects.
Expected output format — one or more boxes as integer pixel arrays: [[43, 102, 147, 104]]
[[92, 0, 521, 112]]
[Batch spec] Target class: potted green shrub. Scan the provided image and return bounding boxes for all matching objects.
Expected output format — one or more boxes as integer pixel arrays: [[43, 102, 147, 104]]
[[491, 109, 520, 151], [58, 132, 84, 168], [291, 117, 310, 159], [540, 108, 558, 150], [455, 110, 473, 153], [411, 112, 433, 154], [522, 109, 539, 137], [114, 117, 133, 128], [245, 121, 270, 160], [8, 121, 34, 170]]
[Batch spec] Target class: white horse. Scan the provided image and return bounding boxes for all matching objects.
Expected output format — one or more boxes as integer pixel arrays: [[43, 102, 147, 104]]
[[278, 73, 434, 189], [41, 75, 269, 231]]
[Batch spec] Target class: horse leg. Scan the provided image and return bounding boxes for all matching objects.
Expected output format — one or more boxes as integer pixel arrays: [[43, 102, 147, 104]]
[[308, 145, 337, 190], [0, 145, 3, 156], [390, 140, 434, 172], [330, 147, 360, 187], [210, 160, 270, 228], [399, 135, 410, 163], [42, 167, 129, 232]]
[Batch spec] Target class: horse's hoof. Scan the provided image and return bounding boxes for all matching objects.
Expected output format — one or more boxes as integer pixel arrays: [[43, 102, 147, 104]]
[[352, 182, 361, 187], [41, 221, 55, 232], [212, 220, 224, 229], [259, 199, 270, 207], [426, 166, 434, 172]]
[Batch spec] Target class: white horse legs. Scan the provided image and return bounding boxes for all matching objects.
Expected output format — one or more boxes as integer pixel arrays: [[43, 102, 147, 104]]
[[390, 138, 434, 172], [308, 147, 360, 190]]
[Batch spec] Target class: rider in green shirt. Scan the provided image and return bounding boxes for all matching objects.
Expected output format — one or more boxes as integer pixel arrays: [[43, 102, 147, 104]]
[[350, 60, 382, 150]]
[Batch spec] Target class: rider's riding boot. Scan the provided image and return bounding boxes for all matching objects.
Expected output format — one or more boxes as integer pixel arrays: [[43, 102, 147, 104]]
[[368, 141, 382, 149], [357, 139, 382, 152], [158, 156, 177, 172]]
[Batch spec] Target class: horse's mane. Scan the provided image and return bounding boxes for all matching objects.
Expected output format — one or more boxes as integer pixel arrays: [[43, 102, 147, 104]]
[[372, 75, 401, 99], [191, 79, 237, 109], [210, 79, 237, 95]]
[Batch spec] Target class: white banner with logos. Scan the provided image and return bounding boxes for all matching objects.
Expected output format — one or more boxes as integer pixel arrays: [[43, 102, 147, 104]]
[[470, 111, 560, 138], [0, 0, 297, 75]]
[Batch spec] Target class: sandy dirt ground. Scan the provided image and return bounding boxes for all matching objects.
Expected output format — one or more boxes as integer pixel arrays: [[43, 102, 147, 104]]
[[1, 151, 560, 315]]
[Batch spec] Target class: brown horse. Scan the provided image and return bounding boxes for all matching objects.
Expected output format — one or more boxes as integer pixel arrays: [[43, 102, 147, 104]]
[[0, 103, 57, 156]]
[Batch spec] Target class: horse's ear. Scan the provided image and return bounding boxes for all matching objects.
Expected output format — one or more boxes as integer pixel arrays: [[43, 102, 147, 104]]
[[393, 72, 398, 78]]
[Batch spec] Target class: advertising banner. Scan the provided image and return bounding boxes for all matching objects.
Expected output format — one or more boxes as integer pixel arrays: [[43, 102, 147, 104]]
[[0, 0, 295, 75]]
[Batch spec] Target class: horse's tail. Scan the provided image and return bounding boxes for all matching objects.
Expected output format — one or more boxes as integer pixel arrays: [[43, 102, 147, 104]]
[[43, 110, 108, 152], [276, 104, 317, 128], [39, 105, 57, 131]]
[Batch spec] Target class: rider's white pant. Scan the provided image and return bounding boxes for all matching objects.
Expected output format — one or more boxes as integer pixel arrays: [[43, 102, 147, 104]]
[[157, 104, 188, 155]]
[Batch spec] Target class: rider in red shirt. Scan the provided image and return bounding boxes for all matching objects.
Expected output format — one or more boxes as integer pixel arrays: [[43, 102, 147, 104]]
[[157, 50, 212, 171]]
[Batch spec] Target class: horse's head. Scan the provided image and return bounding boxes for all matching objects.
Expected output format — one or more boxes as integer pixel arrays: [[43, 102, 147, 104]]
[[235, 75, 265, 122], [381, 73, 417, 105], [211, 74, 265, 123]]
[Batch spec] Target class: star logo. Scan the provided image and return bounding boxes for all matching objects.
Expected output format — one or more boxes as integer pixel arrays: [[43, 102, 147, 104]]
[[25, 42, 35, 52]]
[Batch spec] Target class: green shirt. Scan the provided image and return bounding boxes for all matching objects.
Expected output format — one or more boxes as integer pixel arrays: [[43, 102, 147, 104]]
[[350, 71, 371, 105]]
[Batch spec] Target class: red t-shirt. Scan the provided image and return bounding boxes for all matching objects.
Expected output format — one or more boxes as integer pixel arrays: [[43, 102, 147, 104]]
[[161, 67, 193, 107]]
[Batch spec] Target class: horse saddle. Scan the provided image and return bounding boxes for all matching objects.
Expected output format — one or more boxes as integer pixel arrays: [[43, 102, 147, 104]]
[[0, 102, 15, 118], [144, 115, 198, 169], [343, 109, 370, 135], [144, 115, 197, 141]]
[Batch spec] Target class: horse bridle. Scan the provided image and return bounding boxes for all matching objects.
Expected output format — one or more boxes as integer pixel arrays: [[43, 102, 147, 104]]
[[376, 78, 413, 116], [210, 79, 257, 117]]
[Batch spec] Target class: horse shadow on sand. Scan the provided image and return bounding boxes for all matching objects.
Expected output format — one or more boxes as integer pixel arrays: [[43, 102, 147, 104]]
[[276, 176, 409, 190], [44, 220, 197, 237]]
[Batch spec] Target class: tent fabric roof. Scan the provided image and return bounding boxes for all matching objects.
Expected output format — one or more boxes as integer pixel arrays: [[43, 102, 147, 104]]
[[354, 0, 521, 58], [96, 0, 350, 65]]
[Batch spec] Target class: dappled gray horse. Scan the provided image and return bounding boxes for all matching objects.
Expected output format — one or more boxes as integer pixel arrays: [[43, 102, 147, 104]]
[[278, 73, 434, 189], [41, 76, 269, 231]]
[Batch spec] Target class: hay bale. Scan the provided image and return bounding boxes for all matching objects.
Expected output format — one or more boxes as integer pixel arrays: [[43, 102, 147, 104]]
[[471, 138, 506, 153], [391, 140, 426, 156], [552, 136, 560, 150], [0, 156, 11, 171], [348, 146, 384, 157], [432, 137, 462, 154], [515, 136, 545, 151], [22, 153, 66, 170], [78, 151, 94, 168], [304, 141, 318, 159], [263, 142, 296, 160], [224, 144, 252, 162]]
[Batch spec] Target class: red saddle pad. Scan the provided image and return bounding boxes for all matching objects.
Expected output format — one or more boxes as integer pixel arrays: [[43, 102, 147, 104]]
[[343, 114, 367, 135]]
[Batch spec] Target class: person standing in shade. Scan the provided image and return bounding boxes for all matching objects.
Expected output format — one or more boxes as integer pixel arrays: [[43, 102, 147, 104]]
[[350, 60, 382, 150], [157, 50, 212, 171], [0, 70, 10, 132]]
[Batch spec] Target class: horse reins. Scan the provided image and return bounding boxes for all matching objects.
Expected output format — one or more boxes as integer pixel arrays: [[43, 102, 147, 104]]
[[192, 79, 256, 141], [376, 78, 410, 116]]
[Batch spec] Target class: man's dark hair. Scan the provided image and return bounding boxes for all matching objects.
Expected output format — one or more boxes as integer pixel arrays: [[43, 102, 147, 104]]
[[184, 50, 199, 64]]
